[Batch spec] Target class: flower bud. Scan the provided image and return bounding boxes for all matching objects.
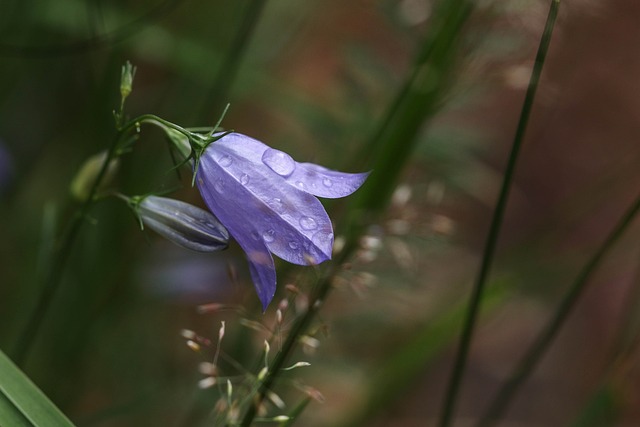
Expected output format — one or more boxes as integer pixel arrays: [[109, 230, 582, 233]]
[[162, 125, 191, 160], [136, 195, 229, 252], [70, 151, 119, 201], [120, 61, 136, 102]]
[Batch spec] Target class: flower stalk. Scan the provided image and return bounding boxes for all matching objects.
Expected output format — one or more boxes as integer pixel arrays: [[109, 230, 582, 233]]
[[11, 74, 222, 365], [438, 1, 560, 425]]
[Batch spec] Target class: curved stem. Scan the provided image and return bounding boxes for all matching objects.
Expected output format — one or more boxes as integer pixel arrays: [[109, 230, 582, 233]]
[[438, 1, 560, 426]]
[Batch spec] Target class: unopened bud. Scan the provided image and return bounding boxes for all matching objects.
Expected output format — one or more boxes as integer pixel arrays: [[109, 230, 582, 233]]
[[218, 321, 226, 342], [120, 61, 136, 102], [162, 125, 191, 160], [282, 361, 311, 371], [267, 391, 286, 409], [70, 151, 119, 201], [198, 362, 217, 375], [134, 195, 229, 252], [257, 367, 268, 381], [198, 376, 217, 389], [180, 329, 197, 339], [186, 340, 200, 351]]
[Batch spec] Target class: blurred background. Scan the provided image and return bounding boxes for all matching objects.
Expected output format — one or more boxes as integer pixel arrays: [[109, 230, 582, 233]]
[[1, 0, 639, 426]]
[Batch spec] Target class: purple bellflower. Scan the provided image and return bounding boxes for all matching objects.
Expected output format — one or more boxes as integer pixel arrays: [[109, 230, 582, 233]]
[[194, 133, 368, 310]]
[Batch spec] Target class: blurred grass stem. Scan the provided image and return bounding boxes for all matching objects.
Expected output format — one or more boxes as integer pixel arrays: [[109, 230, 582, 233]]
[[238, 0, 472, 424], [10, 114, 191, 367], [478, 192, 640, 427], [11, 134, 122, 367], [197, 0, 268, 124], [438, 1, 560, 426]]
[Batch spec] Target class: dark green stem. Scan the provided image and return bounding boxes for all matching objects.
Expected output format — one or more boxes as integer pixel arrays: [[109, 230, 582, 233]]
[[238, 246, 354, 427], [10, 114, 172, 367], [238, 0, 473, 424], [197, 0, 268, 124], [438, 1, 560, 426], [477, 193, 640, 427]]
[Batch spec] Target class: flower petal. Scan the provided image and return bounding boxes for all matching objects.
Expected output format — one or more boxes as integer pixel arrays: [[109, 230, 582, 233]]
[[209, 133, 368, 199], [198, 137, 334, 266], [197, 170, 277, 309], [195, 132, 369, 309], [284, 163, 370, 199], [245, 242, 277, 311]]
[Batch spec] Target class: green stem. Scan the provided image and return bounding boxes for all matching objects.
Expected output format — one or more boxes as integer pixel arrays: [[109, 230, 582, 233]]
[[197, 0, 268, 124], [477, 192, 640, 427], [238, 247, 353, 427], [237, 0, 473, 424], [438, 1, 560, 426], [10, 114, 176, 367]]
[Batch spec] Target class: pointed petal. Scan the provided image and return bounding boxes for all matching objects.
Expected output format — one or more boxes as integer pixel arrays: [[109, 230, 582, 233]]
[[246, 244, 276, 311], [197, 171, 277, 309], [284, 163, 370, 199], [197, 138, 334, 264]]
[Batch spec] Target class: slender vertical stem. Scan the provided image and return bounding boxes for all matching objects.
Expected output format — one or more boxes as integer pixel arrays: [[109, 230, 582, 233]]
[[10, 114, 179, 366], [238, 249, 350, 427], [438, 2, 561, 426], [11, 133, 123, 367], [237, 1, 473, 424], [477, 193, 640, 427], [197, 0, 268, 124]]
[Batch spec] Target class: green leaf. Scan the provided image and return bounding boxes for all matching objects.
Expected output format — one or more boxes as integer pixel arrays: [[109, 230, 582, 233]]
[[0, 393, 32, 427], [0, 349, 75, 427]]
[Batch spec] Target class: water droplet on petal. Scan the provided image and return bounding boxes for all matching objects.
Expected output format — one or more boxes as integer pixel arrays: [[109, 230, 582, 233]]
[[322, 178, 333, 187], [218, 155, 233, 167], [214, 179, 224, 194], [240, 173, 250, 185], [262, 148, 296, 177], [262, 229, 275, 243], [299, 216, 318, 230], [296, 181, 305, 189], [251, 231, 260, 240], [267, 197, 284, 213], [288, 241, 299, 250]]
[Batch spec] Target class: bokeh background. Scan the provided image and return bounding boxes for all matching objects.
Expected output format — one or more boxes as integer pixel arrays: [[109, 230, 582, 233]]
[[1, 0, 639, 426]]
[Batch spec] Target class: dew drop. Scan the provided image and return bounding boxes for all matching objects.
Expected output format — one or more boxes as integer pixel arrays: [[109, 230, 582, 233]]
[[268, 198, 284, 212], [262, 148, 296, 176], [296, 181, 305, 189], [214, 179, 224, 194], [299, 216, 318, 230], [240, 173, 250, 185], [322, 178, 333, 187], [218, 155, 233, 167], [288, 241, 299, 250], [251, 231, 260, 241], [262, 229, 275, 243]]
